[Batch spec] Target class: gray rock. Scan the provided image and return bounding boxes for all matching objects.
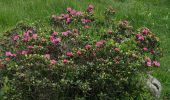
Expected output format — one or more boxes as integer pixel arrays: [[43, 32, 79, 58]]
[[147, 74, 162, 99]]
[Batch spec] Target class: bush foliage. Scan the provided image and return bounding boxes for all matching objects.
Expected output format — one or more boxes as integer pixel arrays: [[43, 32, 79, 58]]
[[0, 5, 162, 99]]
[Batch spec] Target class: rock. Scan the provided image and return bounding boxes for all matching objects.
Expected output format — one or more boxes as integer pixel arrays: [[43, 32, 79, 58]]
[[147, 74, 162, 99]]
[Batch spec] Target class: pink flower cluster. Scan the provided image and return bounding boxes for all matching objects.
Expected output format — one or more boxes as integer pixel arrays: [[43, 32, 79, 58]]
[[23, 30, 38, 42], [50, 32, 61, 44], [13, 35, 20, 41], [52, 5, 93, 25], [142, 28, 150, 35], [96, 40, 106, 47], [136, 33, 144, 41], [81, 19, 92, 24], [66, 52, 73, 57], [67, 7, 83, 16], [62, 30, 72, 37], [85, 44, 92, 50], [145, 57, 160, 67], [5, 52, 16, 57], [136, 28, 150, 41], [87, 4, 94, 13]]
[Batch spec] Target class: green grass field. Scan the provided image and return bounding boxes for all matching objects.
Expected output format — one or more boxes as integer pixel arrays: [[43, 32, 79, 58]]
[[0, 0, 170, 98]]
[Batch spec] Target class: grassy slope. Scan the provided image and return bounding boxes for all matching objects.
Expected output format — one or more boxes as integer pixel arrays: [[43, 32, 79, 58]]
[[0, 0, 169, 98]]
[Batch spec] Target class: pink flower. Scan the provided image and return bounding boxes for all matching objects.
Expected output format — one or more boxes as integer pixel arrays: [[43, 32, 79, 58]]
[[143, 47, 148, 51], [76, 11, 83, 16], [85, 44, 92, 50], [5, 52, 16, 57], [136, 34, 144, 41], [12, 54, 17, 57], [62, 32, 69, 37], [50, 36, 61, 44], [96, 40, 106, 47], [32, 34, 38, 40], [53, 38, 61, 44], [87, 4, 94, 13], [81, 19, 92, 24], [142, 28, 150, 35], [146, 61, 152, 67], [13, 35, 20, 41], [67, 7, 72, 12], [21, 50, 28, 55], [63, 59, 69, 64], [77, 50, 82, 55], [66, 52, 73, 57], [5, 52, 13, 57], [145, 57, 152, 67], [27, 46, 34, 49], [152, 61, 160, 67], [66, 18, 71, 24], [50, 60, 57, 65], [44, 54, 50, 60], [23, 32, 30, 42], [70, 9, 76, 15], [52, 31, 58, 35], [62, 30, 72, 36]]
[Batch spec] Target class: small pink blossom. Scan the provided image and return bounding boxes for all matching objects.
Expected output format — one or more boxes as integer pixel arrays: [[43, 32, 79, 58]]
[[52, 32, 58, 35], [87, 4, 94, 13], [50, 36, 61, 44], [62, 30, 71, 36], [66, 52, 73, 57], [62, 32, 69, 36], [50, 60, 57, 65], [152, 61, 160, 67], [32, 34, 38, 40], [5, 52, 16, 57], [81, 19, 92, 24], [67, 7, 72, 12], [23, 31, 31, 42], [60, 14, 69, 19], [27, 46, 34, 49], [70, 9, 76, 15], [85, 44, 92, 50], [13, 35, 20, 41], [76, 11, 83, 16], [143, 47, 148, 51], [142, 28, 150, 35], [96, 40, 106, 47], [136, 34, 144, 41], [63, 59, 69, 64], [66, 18, 71, 24], [5, 52, 13, 57], [145, 57, 152, 67], [146, 61, 152, 67], [77, 50, 82, 55]]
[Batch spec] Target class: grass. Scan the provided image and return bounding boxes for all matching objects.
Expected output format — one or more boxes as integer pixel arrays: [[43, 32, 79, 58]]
[[0, 0, 170, 99]]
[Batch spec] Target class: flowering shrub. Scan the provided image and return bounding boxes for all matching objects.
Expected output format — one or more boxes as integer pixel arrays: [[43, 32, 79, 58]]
[[0, 5, 162, 99]]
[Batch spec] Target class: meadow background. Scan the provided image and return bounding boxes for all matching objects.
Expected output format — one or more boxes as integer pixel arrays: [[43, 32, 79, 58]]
[[0, 0, 169, 98]]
